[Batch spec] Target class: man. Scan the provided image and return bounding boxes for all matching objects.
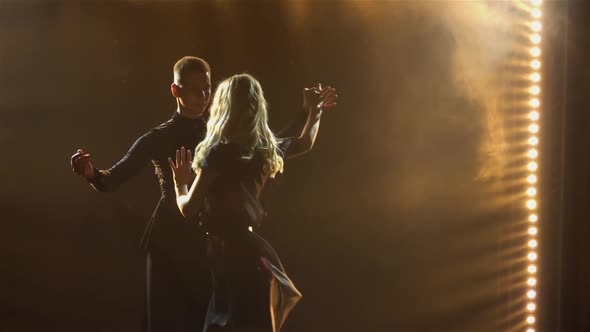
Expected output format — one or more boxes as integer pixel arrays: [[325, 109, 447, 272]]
[[70, 56, 310, 331]]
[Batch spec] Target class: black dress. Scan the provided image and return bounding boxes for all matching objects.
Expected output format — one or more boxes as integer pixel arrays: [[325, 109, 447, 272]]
[[86, 111, 307, 332], [199, 142, 302, 332]]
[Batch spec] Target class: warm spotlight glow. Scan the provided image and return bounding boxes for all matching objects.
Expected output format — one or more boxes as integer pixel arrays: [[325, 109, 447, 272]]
[[527, 175, 538, 184], [527, 187, 537, 196], [528, 303, 537, 311], [530, 98, 540, 107], [528, 265, 537, 273], [529, 124, 539, 133], [529, 136, 539, 145], [532, 0, 542, 6], [528, 277, 537, 286], [530, 86, 540, 95], [527, 199, 537, 209], [529, 239, 538, 248], [529, 111, 540, 120], [531, 60, 541, 69], [532, 9, 542, 18], [527, 315, 536, 324], [527, 328, 535, 332], [531, 34, 541, 44], [528, 149, 539, 159], [528, 162, 538, 171], [532, 21, 542, 32], [529, 214, 538, 222], [528, 252, 538, 261], [529, 227, 538, 235], [531, 73, 541, 82], [527, 290, 537, 299], [530, 47, 541, 57]]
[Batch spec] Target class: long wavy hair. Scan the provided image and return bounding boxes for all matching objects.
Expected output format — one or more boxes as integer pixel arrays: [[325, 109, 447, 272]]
[[193, 73, 284, 177]]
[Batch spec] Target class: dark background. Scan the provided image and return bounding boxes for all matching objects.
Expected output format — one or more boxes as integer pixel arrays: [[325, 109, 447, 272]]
[[0, 1, 586, 331]]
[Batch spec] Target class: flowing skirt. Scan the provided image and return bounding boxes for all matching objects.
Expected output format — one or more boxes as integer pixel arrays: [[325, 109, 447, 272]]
[[203, 230, 302, 332]]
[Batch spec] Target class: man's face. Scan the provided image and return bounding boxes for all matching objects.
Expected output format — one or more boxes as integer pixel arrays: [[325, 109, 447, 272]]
[[178, 70, 211, 115]]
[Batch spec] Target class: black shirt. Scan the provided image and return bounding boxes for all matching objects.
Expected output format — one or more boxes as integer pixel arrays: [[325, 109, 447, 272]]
[[88, 111, 306, 250]]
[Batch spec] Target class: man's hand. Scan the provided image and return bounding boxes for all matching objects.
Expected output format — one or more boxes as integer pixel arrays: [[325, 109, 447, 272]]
[[71, 148, 96, 180], [302, 83, 338, 114]]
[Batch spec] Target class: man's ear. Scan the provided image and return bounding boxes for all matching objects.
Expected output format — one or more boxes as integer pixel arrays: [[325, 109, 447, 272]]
[[171, 83, 181, 98]]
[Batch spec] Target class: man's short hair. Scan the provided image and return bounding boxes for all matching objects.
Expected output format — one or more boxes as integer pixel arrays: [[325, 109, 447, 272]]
[[173, 56, 211, 86]]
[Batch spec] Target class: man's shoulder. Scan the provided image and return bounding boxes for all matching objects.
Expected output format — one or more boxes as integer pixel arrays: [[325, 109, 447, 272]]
[[134, 118, 174, 143], [148, 117, 176, 134]]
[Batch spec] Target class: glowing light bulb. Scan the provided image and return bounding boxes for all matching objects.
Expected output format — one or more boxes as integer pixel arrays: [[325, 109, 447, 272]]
[[527, 187, 537, 196], [530, 86, 540, 95], [529, 227, 538, 235], [529, 124, 539, 133], [527, 290, 537, 299], [527, 315, 536, 324], [527, 175, 538, 184], [527, 199, 537, 209], [531, 60, 541, 69], [528, 162, 538, 171], [528, 278, 537, 286], [529, 137, 539, 146], [531, 73, 541, 82], [531, 47, 541, 57], [532, 21, 542, 32], [530, 111, 540, 121], [528, 303, 536, 311], [528, 149, 538, 159], [528, 252, 538, 261], [529, 240, 538, 248], [528, 265, 537, 273], [532, 9, 542, 18], [529, 214, 538, 222]]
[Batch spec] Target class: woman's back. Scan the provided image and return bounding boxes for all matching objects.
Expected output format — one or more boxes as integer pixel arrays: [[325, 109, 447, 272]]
[[201, 142, 272, 234]]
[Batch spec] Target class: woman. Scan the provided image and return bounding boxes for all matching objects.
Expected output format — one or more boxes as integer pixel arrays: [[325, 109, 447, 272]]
[[168, 73, 337, 332]]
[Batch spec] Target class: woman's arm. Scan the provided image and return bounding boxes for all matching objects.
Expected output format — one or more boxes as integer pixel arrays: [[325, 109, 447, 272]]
[[169, 146, 217, 219], [284, 84, 338, 159]]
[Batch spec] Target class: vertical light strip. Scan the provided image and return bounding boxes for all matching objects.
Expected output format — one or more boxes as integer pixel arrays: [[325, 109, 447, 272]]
[[525, 1, 542, 332]]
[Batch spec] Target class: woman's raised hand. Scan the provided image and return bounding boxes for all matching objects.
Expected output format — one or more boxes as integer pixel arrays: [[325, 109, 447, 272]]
[[303, 83, 338, 113], [168, 146, 194, 188]]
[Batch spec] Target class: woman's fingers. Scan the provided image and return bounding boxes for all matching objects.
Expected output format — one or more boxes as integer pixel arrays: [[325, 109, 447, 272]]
[[305, 85, 337, 110], [321, 88, 338, 110], [323, 102, 338, 109], [319, 90, 338, 109], [320, 85, 334, 97], [171, 148, 193, 170], [168, 157, 176, 170], [323, 92, 338, 103]]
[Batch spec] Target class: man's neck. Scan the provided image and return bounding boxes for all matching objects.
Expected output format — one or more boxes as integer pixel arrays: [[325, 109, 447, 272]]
[[176, 106, 203, 119]]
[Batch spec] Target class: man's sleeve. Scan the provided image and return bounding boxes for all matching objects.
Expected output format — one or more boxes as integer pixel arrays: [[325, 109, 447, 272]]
[[88, 130, 158, 192]]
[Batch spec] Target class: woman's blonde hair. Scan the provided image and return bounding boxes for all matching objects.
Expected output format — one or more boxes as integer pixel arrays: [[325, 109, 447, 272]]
[[193, 73, 284, 177]]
